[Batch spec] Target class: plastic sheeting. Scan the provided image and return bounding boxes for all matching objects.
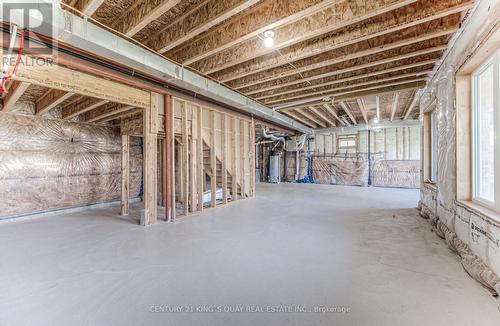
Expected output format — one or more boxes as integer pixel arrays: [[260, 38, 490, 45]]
[[417, 0, 500, 287], [371, 160, 420, 188], [284, 152, 369, 186], [0, 113, 142, 218], [419, 206, 500, 296], [435, 66, 458, 225], [286, 151, 419, 188], [312, 156, 369, 186]]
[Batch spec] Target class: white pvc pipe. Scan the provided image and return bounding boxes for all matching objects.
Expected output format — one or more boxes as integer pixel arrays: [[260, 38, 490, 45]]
[[294, 134, 307, 180]]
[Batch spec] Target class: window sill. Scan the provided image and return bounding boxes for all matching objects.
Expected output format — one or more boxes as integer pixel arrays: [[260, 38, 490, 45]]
[[457, 200, 500, 223]]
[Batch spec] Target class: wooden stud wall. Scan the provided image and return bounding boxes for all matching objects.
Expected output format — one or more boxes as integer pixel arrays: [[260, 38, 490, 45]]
[[171, 96, 255, 217], [142, 92, 161, 225], [121, 134, 129, 216], [7, 57, 262, 224]]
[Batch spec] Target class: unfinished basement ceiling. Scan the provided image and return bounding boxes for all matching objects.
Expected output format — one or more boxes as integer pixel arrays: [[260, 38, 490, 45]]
[[61, 0, 473, 128], [2, 82, 140, 123]]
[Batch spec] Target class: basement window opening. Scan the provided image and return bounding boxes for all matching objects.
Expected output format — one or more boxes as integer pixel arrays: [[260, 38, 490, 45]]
[[337, 134, 358, 151], [472, 49, 500, 213], [430, 109, 438, 183]]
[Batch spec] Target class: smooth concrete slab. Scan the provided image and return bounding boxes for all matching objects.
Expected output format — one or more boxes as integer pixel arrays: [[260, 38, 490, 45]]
[[0, 183, 499, 325]]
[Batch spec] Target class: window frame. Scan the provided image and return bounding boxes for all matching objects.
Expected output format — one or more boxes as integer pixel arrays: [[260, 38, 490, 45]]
[[337, 134, 358, 151], [471, 50, 500, 212], [430, 109, 438, 183]]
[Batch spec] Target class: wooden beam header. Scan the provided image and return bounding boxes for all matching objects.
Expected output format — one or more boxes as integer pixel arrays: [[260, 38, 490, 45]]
[[13, 56, 151, 109]]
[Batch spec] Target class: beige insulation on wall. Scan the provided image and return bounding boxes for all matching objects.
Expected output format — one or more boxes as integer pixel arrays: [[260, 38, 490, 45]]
[[0, 112, 142, 218], [301, 126, 421, 188]]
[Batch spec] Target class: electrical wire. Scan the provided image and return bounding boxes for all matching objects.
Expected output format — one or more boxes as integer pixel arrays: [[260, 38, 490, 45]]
[[1, 27, 25, 94]]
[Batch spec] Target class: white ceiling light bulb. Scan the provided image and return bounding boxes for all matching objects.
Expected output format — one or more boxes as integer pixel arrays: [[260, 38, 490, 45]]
[[263, 30, 275, 48], [264, 37, 274, 48]]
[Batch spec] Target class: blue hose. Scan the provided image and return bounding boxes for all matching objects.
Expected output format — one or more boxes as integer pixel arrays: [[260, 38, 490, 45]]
[[297, 156, 314, 183]]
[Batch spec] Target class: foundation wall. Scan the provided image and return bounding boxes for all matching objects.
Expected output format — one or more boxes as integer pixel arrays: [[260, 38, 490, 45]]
[[419, 0, 500, 276], [0, 111, 142, 218], [291, 126, 421, 188]]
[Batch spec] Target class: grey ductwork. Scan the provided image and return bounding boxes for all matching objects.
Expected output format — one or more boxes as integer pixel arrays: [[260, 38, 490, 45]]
[[314, 119, 420, 134], [5, 1, 311, 133], [261, 127, 286, 150]]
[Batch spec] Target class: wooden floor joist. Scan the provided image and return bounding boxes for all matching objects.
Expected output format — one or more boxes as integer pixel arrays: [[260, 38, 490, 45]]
[[339, 102, 357, 125], [85, 103, 135, 122], [54, 0, 473, 128], [311, 107, 335, 127], [255, 60, 438, 101], [281, 81, 424, 112], [274, 77, 427, 109], [192, 0, 416, 74], [63, 97, 109, 120], [114, 0, 183, 36], [356, 99, 369, 124], [80, 0, 106, 16], [148, 0, 260, 53], [36, 89, 74, 116], [1, 81, 30, 112], [96, 108, 142, 123], [404, 93, 420, 120], [265, 74, 428, 105], [320, 104, 342, 126], [262, 69, 433, 105], [297, 108, 326, 128], [244, 50, 441, 96], [166, 0, 336, 65], [390, 92, 400, 121], [220, 6, 463, 87], [283, 110, 317, 128]]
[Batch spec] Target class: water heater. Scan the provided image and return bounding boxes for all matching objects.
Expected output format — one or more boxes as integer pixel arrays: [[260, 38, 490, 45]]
[[269, 155, 281, 183]]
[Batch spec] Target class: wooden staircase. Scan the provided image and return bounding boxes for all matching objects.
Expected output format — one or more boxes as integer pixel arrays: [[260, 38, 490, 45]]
[[172, 98, 255, 219], [202, 139, 244, 200]]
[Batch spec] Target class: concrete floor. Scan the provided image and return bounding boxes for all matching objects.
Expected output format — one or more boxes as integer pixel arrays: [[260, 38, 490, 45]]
[[1, 183, 499, 325]]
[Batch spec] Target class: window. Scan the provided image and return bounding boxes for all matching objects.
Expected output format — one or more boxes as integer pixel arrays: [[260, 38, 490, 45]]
[[337, 134, 357, 151], [430, 110, 438, 182], [472, 50, 500, 211]]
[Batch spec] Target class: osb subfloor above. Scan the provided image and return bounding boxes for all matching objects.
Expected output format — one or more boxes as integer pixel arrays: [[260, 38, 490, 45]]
[[20, 0, 474, 128]]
